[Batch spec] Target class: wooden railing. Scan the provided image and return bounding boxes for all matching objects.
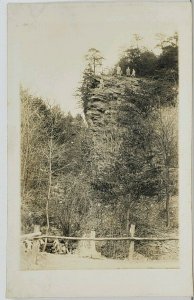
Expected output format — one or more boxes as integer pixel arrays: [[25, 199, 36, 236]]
[[31, 235, 179, 241], [21, 225, 179, 262]]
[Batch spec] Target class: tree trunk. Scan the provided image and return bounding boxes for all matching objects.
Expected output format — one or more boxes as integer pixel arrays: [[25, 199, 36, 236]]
[[126, 194, 131, 233], [165, 167, 170, 227], [128, 224, 135, 259], [43, 133, 53, 251], [166, 190, 170, 227], [126, 208, 130, 233], [22, 98, 30, 198], [62, 224, 70, 236]]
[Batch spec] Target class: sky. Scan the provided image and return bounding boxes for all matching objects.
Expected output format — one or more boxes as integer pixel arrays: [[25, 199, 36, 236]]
[[8, 2, 179, 116]]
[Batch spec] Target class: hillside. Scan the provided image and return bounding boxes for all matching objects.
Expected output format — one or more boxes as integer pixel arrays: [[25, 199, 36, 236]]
[[81, 74, 179, 260], [20, 32, 179, 262]]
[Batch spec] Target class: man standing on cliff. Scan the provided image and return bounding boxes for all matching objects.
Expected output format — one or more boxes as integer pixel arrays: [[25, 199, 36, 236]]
[[116, 65, 122, 76], [126, 67, 131, 77], [131, 68, 136, 77]]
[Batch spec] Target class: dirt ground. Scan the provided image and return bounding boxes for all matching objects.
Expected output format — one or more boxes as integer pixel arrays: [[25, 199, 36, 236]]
[[21, 252, 179, 270]]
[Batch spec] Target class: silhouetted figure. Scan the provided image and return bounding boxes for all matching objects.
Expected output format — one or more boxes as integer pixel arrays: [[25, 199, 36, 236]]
[[116, 65, 122, 76], [131, 68, 136, 77], [126, 67, 131, 77]]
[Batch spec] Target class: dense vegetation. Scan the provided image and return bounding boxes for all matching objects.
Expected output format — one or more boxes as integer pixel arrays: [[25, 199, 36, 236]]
[[21, 33, 178, 259]]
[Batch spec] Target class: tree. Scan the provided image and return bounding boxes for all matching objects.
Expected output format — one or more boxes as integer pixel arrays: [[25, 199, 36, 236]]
[[131, 34, 143, 49], [119, 47, 140, 75], [37, 106, 89, 242], [20, 89, 90, 236], [156, 32, 178, 50], [155, 32, 178, 82], [118, 47, 157, 77], [154, 108, 178, 227], [21, 88, 52, 232], [77, 49, 104, 113], [116, 104, 162, 227], [77, 66, 99, 114], [85, 48, 104, 75], [21, 88, 47, 199], [50, 171, 91, 236]]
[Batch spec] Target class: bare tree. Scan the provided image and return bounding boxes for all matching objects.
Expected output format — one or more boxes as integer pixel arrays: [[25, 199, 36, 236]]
[[131, 34, 143, 49], [154, 108, 178, 227]]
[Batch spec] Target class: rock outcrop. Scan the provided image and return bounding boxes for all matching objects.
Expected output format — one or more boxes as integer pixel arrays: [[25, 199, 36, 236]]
[[84, 75, 141, 177], [85, 75, 140, 131]]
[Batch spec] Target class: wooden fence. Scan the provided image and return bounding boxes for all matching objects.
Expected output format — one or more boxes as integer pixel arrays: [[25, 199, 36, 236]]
[[21, 224, 179, 262]]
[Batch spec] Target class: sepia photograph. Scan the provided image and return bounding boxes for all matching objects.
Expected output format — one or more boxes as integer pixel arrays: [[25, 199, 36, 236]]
[[6, 1, 193, 297], [10, 2, 179, 270]]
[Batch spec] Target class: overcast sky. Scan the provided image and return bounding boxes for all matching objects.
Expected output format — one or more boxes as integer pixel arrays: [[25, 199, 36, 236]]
[[8, 2, 179, 116]]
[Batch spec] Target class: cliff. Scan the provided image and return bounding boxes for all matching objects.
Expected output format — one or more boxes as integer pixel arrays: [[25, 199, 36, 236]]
[[85, 75, 143, 177], [85, 75, 141, 131]]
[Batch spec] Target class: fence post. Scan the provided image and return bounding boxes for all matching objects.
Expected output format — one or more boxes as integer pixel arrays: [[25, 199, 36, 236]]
[[90, 230, 96, 257], [128, 224, 135, 260], [32, 225, 41, 264], [34, 225, 40, 233]]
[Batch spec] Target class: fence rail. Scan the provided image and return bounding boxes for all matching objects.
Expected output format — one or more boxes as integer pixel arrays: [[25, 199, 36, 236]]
[[30, 235, 179, 241], [21, 225, 179, 263], [21, 232, 42, 241]]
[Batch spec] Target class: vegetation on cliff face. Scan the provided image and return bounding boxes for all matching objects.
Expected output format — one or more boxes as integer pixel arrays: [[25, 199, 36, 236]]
[[21, 33, 178, 259]]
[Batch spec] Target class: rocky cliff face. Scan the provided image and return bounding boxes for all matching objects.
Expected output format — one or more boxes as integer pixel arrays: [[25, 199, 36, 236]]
[[83, 74, 178, 230], [85, 75, 141, 176], [81, 74, 178, 261], [85, 75, 140, 131]]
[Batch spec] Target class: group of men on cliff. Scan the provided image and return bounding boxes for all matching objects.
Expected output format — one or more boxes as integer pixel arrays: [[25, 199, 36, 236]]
[[98, 65, 136, 90], [116, 65, 136, 77]]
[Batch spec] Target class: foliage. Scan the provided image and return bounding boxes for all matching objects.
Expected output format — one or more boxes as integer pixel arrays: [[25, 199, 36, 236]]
[[21, 88, 90, 234], [156, 32, 178, 78], [21, 33, 179, 259], [77, 67, 101, 114], [85, 48, 104, 75], [119, 48, 157, 77], [118, 32, 178, 84]]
